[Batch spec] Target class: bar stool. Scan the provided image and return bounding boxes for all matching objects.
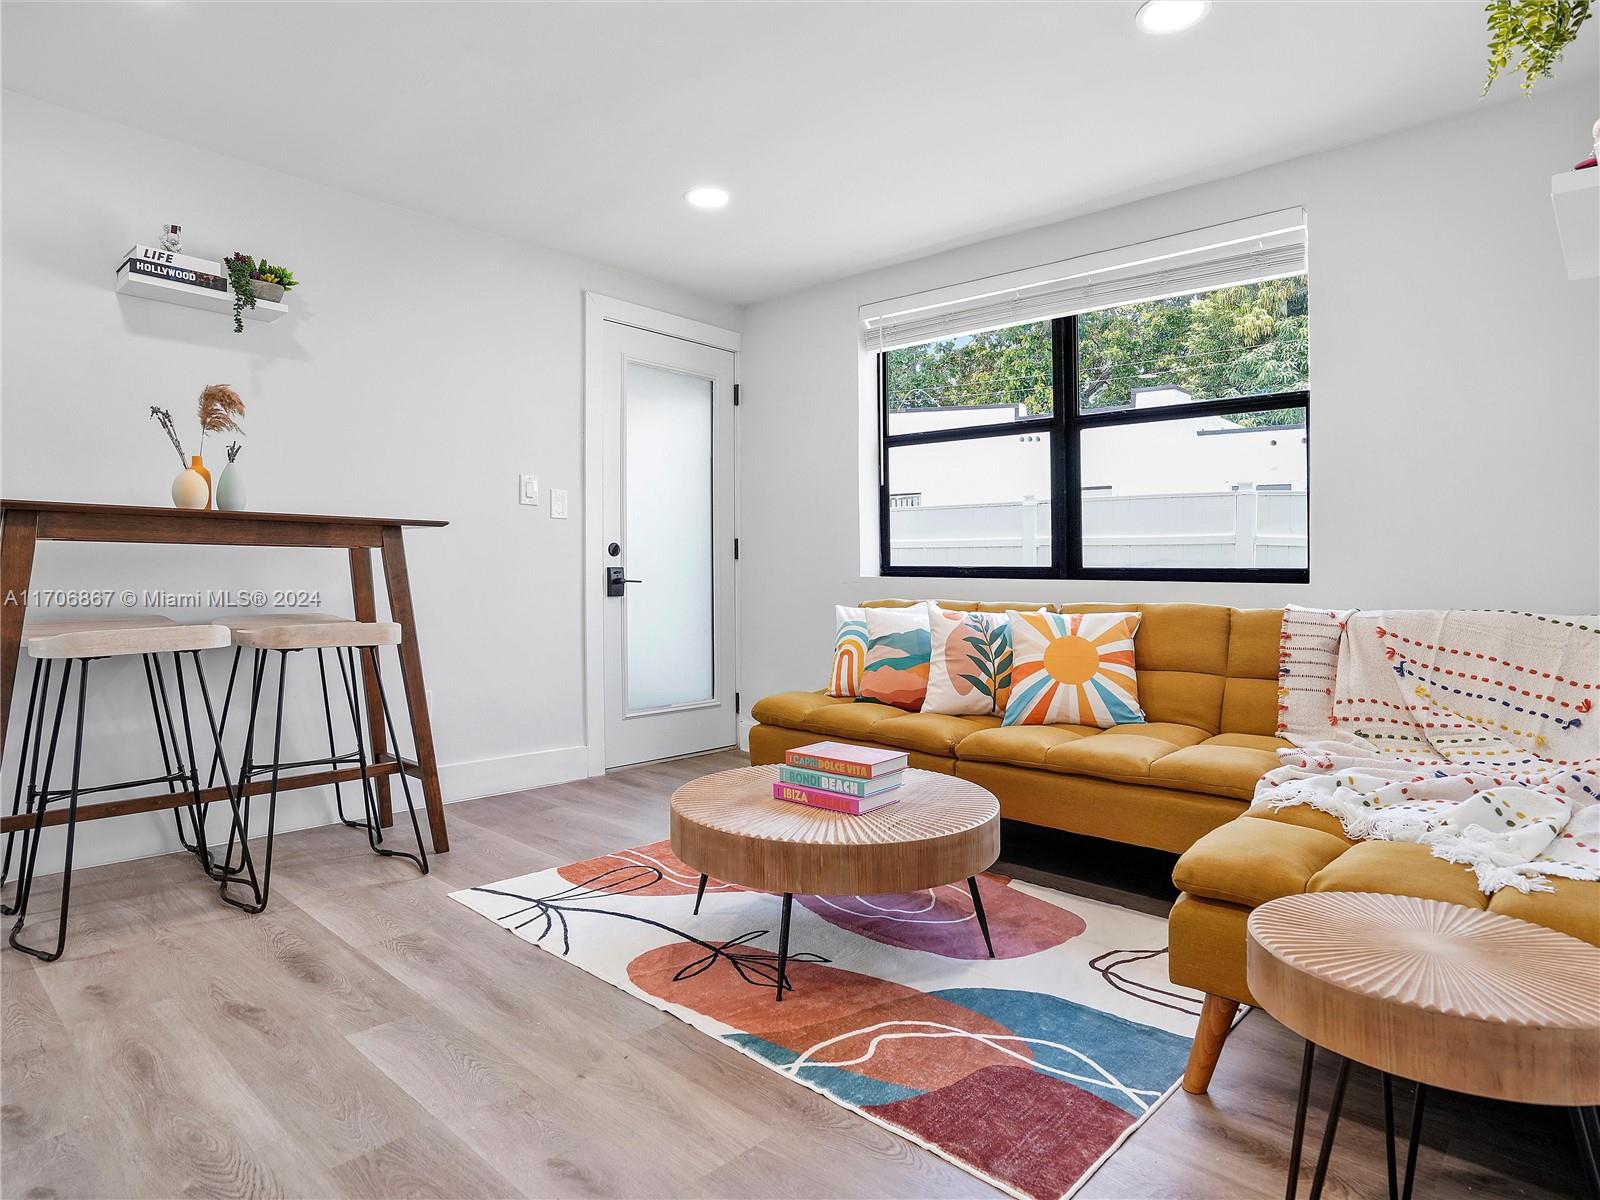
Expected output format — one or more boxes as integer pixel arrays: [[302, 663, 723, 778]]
[[4, 615, 172, 908], [216, 618, 428, 915], [4, 620, 258, 961]]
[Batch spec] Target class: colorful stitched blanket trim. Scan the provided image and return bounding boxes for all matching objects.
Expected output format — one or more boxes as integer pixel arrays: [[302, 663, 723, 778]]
[[1257, 610, 1599, 895]]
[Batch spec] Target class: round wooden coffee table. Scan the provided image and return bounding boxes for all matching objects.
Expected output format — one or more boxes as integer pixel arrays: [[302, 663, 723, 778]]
[[669, 764, 1001, 1001], [1247, 892, 1600, 1200]]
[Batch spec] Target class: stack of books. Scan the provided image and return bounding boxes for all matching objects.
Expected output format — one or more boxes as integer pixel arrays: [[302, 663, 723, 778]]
[[773, 741, 908, 814]]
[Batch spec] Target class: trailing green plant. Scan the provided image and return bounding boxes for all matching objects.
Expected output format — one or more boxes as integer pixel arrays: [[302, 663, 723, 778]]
[[1484, 0, 1593, 93], [225, 252, 256, 333], [252, 261, 298, 291]]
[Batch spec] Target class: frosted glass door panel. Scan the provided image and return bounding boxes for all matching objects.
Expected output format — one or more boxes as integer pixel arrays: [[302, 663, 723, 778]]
[[624, 362, 714, 711]]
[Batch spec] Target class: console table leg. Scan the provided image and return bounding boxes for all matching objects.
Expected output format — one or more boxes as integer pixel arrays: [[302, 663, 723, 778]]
[[775, 892, 793, 1002], [1307, 1054, 1351, 1200], [1285, 1040, 1316, 1200]]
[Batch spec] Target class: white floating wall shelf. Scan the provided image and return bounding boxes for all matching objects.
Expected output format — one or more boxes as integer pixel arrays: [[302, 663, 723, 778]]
[[1551, 170, 1598, 281], [114, 245, 288, 323]]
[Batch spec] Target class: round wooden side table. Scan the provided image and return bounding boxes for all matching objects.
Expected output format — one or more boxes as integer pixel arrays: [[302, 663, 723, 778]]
[[669, 764, 1001, 1001], [1247, 892, 1600, 1200]]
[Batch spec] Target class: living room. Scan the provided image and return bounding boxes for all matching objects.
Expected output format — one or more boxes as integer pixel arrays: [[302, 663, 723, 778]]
[[1, 3, 1596, 1198]]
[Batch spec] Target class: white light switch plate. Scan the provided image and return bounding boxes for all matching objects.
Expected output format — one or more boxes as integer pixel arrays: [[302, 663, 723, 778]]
[[519, 473, 539, 505], [550, 488, 569, 519]]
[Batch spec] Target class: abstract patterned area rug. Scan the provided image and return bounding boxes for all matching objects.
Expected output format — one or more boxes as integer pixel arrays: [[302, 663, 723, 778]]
[[451, 841, 1207, 1200]]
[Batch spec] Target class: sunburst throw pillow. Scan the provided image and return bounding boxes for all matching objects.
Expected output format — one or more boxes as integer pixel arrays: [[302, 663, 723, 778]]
[[826, 605, 869, 698], [1001, 610, 1144, 728]]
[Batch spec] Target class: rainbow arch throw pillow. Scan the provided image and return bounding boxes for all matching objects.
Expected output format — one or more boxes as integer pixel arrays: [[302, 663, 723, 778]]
[[857, 605, 932, 712], [1001, 610, 1145, 729], [826, 606, 869, 698]]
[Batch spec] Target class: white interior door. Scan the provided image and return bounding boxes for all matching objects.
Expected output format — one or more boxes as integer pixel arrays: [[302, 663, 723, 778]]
[[600, 321, 737, 768]]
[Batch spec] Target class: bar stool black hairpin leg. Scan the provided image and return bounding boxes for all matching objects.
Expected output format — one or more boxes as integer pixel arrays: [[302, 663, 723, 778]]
[[9, 660, 86, 962], [200, 645, 250, 881], [170, 648, 257, 893], [219, 649, 286, 913], [143, 652, 211, 871], [352, 645, 428, 873], [0, 658, 46, 916], [317, 649, 363, 831]]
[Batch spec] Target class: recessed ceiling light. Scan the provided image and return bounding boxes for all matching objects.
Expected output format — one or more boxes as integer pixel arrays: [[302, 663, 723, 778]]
[[685, 186, 730, 210], [1135, 0, 1210, 34]]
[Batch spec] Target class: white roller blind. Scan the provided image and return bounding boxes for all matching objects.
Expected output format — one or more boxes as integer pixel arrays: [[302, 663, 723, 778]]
[[861, 208, 1307, 352]]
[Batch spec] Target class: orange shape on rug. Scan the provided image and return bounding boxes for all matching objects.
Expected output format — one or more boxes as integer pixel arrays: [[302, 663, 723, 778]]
[[627, 941, 1029, 1090]]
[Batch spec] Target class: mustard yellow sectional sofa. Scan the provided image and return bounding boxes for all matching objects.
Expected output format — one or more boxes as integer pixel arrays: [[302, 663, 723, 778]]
[[749, 598, 1600, 1094]]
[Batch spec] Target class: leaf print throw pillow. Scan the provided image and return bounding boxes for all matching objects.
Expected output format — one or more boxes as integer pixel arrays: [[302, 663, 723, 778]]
[[922, 604, 1012, 716], [857, 605, 932, 712]]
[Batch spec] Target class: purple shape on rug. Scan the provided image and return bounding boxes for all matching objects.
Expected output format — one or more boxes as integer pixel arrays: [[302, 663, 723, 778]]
[[797, 875, 1085, 959], [865, 1063, 1134, 1200]]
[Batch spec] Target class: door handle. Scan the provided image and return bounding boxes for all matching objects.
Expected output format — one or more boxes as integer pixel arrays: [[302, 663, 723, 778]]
[[606, 567, 644, 597]]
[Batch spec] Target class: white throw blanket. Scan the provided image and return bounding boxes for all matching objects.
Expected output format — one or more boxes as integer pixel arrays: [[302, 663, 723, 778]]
[[1259, 610, 1600, 894]]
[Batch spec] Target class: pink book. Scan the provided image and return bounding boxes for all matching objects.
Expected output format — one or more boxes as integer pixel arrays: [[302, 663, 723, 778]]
[[784, 741, 909, 780], [772, 781, 900, 815]]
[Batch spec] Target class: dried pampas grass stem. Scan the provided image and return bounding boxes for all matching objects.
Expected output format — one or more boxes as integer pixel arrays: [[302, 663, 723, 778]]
[[197, 384, 245, 453]]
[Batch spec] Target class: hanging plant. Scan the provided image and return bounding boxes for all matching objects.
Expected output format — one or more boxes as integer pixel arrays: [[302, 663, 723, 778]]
[[1483, 0, 1593, 94], [224, 252, 256, 333]]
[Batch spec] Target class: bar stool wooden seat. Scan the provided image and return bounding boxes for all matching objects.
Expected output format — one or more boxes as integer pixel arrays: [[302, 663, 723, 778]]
[[216, 617, 427, 915], [4, 619, 257, 961]]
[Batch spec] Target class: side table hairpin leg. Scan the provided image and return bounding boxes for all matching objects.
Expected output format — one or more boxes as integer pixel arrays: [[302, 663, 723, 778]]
[[1285, 1042, 1432, 1200]]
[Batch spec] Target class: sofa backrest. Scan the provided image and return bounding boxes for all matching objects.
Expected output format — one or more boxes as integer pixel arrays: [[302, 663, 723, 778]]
[[862, 599, 1284, 736]]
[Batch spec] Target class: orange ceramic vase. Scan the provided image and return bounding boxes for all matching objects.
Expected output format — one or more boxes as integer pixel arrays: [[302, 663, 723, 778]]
[[190, 455, 213, 510]]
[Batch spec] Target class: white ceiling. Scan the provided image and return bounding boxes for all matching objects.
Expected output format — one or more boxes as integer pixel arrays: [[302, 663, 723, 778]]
[[4, 2, 1593, 305]]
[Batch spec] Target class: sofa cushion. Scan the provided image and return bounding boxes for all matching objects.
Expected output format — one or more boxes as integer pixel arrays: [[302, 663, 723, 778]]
[[1307, 842, 1489, 910], [1147, 733, 1291, 801], [749, 690, 835, 729], [1246, 802, 1352, 841], [1489, 878, 1600, 946], [1041, 722, 1209, 782], [1173, 815, 1350, 908], [954, 723, 1100, 767], [1221, 608, 1287, 737], [800, 700, 908, 740], [872, 712, 1003, 757]]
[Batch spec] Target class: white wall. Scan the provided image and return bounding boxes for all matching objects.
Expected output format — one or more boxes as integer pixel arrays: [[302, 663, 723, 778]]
[[737, 85, 1600, 718], [0, 92, 739, 871]]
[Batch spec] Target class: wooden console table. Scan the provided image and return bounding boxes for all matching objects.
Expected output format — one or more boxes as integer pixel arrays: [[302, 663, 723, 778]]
[[0, 499, 451, 852]]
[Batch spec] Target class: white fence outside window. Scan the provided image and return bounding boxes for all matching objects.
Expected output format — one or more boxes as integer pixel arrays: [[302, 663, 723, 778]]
[[887, 486, 1308, 570]]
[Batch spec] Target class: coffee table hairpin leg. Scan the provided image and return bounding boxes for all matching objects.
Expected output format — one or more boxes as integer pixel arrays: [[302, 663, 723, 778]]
[[690, 873, 996, 996]]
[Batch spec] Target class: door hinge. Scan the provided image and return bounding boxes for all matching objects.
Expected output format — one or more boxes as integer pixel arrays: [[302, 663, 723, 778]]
[[733, 537, 740, 560], [733, 384, 741, 407], [735, 691, 741, 714]]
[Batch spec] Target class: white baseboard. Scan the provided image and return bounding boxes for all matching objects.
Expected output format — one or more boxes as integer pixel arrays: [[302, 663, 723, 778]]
[[438, 744, 590, 802], [737, 717, 755, 751]]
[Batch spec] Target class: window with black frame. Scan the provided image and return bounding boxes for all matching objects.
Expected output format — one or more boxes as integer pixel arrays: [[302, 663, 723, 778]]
[[878, 274, 1309, 582]]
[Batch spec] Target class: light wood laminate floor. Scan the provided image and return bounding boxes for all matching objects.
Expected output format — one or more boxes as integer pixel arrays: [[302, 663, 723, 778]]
[[1, 750, 1586, 1199]]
